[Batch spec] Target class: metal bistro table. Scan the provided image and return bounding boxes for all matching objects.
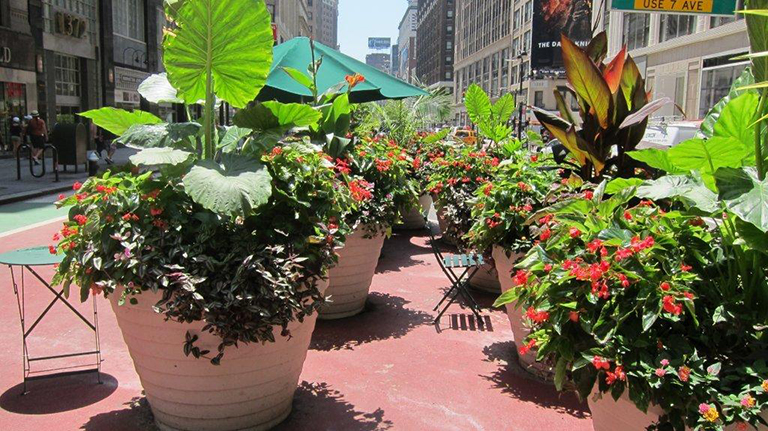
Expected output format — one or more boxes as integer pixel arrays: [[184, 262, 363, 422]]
[[0, 246, 102, 395]]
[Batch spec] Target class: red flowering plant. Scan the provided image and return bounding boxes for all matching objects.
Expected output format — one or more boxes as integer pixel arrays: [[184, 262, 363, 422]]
[[466, 152, 559, 254], [495, 180, 768, 429], [333, 135, 419, 237], [52, 144, 352, 364], [425, 143, 500, 249], [409, 131, 453, 193]]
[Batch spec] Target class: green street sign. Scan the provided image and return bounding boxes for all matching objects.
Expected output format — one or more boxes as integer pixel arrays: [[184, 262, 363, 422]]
[[612, 0, 737, 15]]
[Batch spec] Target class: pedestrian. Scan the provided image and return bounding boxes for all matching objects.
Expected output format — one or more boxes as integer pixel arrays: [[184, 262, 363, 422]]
[[10, 116, 23, 155], [25, 110, 47, 165]]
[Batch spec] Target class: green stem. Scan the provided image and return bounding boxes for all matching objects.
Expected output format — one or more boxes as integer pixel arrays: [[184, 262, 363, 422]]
[[755, 88, 767, 181], [202, 2, 215, 160]]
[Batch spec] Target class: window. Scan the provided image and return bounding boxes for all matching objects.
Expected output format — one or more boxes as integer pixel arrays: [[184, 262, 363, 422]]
[[659, 14, 696, 43], [445, 71, 452, 80], [114, 0, 146, 41], [55, 53, 80, 97], [534, 91, 544, 108], [699, 62, 748, 118], [623, 13, 650, 51], [523, 30, 531, 53], [524, 1, 532, 22], [674, 76, 686, 112]]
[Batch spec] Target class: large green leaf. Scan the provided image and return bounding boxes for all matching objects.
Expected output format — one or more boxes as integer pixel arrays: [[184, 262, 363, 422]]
[[744, 4, 768, 83], [491, 93, 516, 124], [118, 123, 201, 151], [183, 153, 272, 216], [628, 149, 685, 174], [668, 138, 750, 176], [321, 94, 352, 136], [712, 92, 759, 148], [637, 174, 719, 213], [605, 178, 643, 194], [715, 167, 768, 232], [698, 67, 755, 139], [561, 35, 612, 129], [130, 147, 194, 166], [138, 73, 183, 104], [234, 102, 322, 131], [163, 0, 274, 108], [464, 84, 492, 126], [217, 126, 252, 152], [78, 108, 162, 136]]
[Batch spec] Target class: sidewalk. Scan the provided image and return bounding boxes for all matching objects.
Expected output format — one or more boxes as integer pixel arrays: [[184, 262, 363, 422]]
[[0, 223, 592, 431], [0, 148, 137, 204]]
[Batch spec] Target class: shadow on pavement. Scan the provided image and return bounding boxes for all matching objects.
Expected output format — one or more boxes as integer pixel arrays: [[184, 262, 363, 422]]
[[275, 381, 393, 430], [375, 232, 432, 274], [80, 396, 158, 431], [0, 372, 117, 415], [481, 341, 591, 419], [310, 292, 432, 351]]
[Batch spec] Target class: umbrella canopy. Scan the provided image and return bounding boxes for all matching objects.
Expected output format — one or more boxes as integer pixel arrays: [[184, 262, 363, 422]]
[[258, 37, 429, 103]]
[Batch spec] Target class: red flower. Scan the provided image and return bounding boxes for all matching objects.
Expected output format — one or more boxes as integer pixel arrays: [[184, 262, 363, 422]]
[[569, 227, 582, 238], [518, 339, 536, 356], [587, 239, 604, 253], [513, 270, 529, 286], [583, 190, 594, 200], [58, 194, 65, 200], [624, 211, 633, 221], [376, 159, 393, 172], [680, 263, 692, 272], [540, 228, 551, 241], [569, 311, 580, 322], [544, 263, 553, 272], [683, 292, 695, 300], [678, 366, 691, 382], [525, 307, 550, 324], [349, 179, 373, 202], [592, 356, 611, 370], [48, 245, 57, 255], [150, 208, 164, 217], [615, 248, 634, 261], [606, 365, 626, 385], [663, 295, 683, 315], [618, 273, 630, 288], [73, 214, 88, 226], [72, 181, 82, 191], [483, 183, 493, 196], [530, 155, 539, 162], [412, 158, 422, 170], [345, 73, 365, 89], [334, 158, 351, 175], [517, 182, 530, 191], [660, 282, 671, 292], [522, 203, 533, 212], [270, 146, 283, 157]]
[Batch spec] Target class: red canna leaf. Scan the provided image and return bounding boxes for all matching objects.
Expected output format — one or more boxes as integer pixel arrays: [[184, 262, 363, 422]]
[[561, 34, 612, 129], [603, 46, 627, 94]]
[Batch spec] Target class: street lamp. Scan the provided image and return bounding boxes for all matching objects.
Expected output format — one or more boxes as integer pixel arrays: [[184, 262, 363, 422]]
[[516, 52, 527, 140]]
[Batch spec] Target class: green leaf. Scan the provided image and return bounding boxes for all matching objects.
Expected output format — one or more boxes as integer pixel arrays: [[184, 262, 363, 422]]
[[605, 178, 643, 194], [493, 287, 521, 308], [637, 174, 719, 213], [130, 147, 194, 166], [561, 35, 612, 128], [744, 6, 768, 83], [79, 107, 163, 136], [712, 92, 759, 148], [321, 94, 351, 136], [138, 73, 183, 104], [715, 167, 768, 232], [183, 153, 272, 216], [735, 217, 768, 253], [554, 357, 567, 392], [668, 137, 752, 183], [627, 149, 684, 174], [281, 66, 314, 90], [163, 0, 274, 108], [217, 126, 252, 152], [234, 102, 321, 132], [491, 93, 516, 123], [118, 123, 201, 151], [464, 84, 492, 126], [422, 128, 450, 144]]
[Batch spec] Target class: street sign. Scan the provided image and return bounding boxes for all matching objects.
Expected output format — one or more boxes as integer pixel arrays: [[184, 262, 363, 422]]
[[611, 0, 737, 15]]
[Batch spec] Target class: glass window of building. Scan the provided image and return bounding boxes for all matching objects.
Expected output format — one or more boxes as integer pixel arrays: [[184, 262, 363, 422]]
[[699, 56, 749, 118], [659, 14, 696, 43], [623, 13, 650, 51], [114, 0, 146, 41], [43, 0, 97, 42], [534, 91, 544, 108], [54, 53, 81, 97]]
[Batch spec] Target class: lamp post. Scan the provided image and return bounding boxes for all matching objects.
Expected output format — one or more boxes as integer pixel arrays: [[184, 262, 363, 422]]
[[516, 52, 526, 140]]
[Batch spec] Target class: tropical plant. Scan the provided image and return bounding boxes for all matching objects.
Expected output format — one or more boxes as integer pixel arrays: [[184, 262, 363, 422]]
[[532, 32, 669, 181], [464, 83, 517, 146], [54, 0, 354, 363]]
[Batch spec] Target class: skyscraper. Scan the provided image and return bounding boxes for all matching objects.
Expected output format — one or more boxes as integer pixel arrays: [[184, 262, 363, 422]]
[[396, 0, 418, 82], [416, 0, 454, 92], [310, 0, 339, 48], [366, 53, 391, 74]]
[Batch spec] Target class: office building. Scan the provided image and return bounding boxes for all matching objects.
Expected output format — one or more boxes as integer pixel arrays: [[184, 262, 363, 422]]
[[310, 0, 338, 48], [366, 53, 391, 74], [396, 0, 418, 81], [266, 0, 313, 44], [416, 0, 454, 92]]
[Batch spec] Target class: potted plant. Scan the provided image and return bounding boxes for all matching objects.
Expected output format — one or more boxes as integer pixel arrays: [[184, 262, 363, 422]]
[[467, 151, 558, 373], [52, 1, 352, 429], [320, 135, 418, 319]]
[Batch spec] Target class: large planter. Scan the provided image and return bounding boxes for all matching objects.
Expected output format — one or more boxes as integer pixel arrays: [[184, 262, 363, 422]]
[[469, 261, 501, 293], [493, 245, 553, 379], [319, 225, 385, 320], [109, 278, 328, 431], [396, 194, 432, 230], [434, 205, 459, 245], [589, 390, 665, 431]]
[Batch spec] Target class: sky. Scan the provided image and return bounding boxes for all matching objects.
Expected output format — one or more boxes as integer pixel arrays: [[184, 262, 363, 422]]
[[337, 0, 408, 62]]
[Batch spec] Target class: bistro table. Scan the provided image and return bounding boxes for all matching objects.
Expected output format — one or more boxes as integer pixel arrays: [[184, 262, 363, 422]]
[[0, 246, 102, 395]]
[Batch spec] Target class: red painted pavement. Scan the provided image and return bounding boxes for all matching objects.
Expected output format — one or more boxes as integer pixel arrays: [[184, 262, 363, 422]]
[[0, 221, 593, 430]]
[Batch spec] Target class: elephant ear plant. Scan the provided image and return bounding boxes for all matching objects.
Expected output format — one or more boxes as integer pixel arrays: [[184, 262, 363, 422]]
[[52, 0, 352, 364], [533, 32, 670, 181]]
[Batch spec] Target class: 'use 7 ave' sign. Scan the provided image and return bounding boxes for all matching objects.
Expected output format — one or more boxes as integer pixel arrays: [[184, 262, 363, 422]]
[[611, 0, 737, 15]]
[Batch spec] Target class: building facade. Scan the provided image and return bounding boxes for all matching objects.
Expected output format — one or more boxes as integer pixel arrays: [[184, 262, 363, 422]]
[[366, 52, 391, 74], [266, 0, 313, 44], [391, 44, 399, 76], [601, 2, 748, 120], [452, 0, 571, 126], [309, 0, 338, 48], [416, 0, 454, 92], [396, 0, 418, 82]]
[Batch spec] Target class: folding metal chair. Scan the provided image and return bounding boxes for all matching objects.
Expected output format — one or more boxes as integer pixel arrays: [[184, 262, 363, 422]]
[[426, 219, 484, 324]]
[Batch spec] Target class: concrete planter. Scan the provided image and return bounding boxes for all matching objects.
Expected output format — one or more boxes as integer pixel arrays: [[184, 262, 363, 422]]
[[469, 261, 501, 293], [320, 225, 385, 320], [396, 194, 432, 230], [588, 390, 665, 431], [492, 245, 553, 379], [109, 278, 328, 431]]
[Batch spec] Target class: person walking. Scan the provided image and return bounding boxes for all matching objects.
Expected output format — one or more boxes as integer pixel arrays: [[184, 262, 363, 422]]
[[10, 117, 23, 155], [25, 111, 47, 165]]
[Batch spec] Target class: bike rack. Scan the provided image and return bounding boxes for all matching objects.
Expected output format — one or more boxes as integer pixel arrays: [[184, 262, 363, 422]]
[[16, 144, 59, 182]]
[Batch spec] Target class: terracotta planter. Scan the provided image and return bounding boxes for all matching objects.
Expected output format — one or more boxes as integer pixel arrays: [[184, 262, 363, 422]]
[[109, 278, 328, 431], [469, 261, 501, 293], [492, 245, 553, 379], [435, 205, 459, 245], [589, 390, 665, 431], [319, 225, 385, 320], [396, 194, 432, 230]]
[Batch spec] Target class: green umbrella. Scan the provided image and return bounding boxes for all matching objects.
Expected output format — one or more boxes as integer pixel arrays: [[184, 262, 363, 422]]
[[257, 37, 429, 103]]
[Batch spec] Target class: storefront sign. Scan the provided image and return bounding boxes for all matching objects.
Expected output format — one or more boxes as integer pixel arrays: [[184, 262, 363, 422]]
[[0, 28, 35, 71], [55, 12, 88, 38], [114, 67, 149, 105], [611, 0, 737, 15]]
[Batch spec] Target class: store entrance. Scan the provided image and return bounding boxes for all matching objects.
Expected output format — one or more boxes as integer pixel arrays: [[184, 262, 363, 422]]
[[0, 82, 28, 153]]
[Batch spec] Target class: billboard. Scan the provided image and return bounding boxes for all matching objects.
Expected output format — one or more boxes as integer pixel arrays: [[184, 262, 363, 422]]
[[368, 37, 392, 50], [531, 0, 593, 71]]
